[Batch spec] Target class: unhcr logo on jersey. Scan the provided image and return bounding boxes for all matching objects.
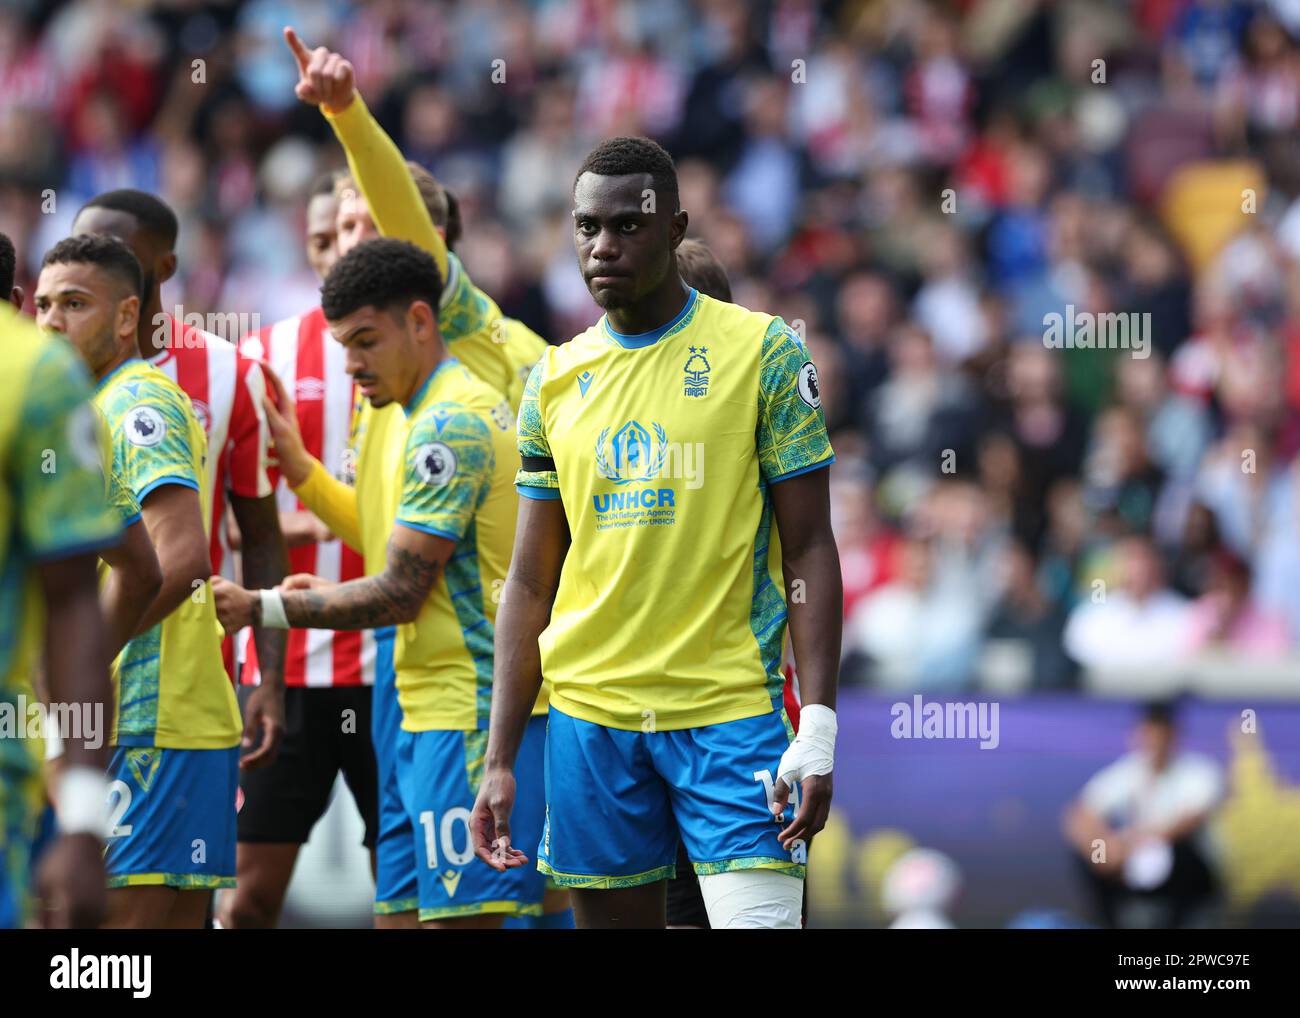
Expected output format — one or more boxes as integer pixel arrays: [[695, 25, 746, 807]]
[[1042, 305, 1151, 360], [591, 419, 703, 530], [592, 420, 705, 491]]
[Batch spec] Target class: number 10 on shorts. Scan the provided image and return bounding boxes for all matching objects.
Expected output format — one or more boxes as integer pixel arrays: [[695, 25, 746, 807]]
[[418, 808, 474, 869]]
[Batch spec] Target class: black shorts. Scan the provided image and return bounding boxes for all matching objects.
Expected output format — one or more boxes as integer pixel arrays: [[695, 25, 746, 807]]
[[666, 840, 811, 928], [236, 684, 379, 848]]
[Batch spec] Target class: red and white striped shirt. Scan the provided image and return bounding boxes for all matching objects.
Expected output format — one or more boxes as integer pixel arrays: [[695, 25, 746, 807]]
[[238, 307, 375, 687], [149, 315, 274, 578]]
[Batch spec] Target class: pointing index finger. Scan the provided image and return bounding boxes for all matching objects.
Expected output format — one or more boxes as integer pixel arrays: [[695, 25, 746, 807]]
[[284, 26, 312, 72]]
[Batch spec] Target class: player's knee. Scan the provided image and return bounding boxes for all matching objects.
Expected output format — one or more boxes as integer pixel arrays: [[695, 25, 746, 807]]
[[697, 870, 802, 929]]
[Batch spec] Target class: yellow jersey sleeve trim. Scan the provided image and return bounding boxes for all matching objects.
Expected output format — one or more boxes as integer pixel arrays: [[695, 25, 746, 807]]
[[324, 93, 450, 284], [292, 458, 362, 553]]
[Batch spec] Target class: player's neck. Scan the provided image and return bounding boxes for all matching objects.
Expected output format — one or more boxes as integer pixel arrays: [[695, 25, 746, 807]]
[[605, 276, 692, 337], [96, 350, 139, 385], [135, 292, 166, 360], [401, 350, 447, 409]]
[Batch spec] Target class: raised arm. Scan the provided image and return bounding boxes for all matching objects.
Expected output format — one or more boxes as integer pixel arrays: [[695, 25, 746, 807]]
[[284, 26, 449, 280]]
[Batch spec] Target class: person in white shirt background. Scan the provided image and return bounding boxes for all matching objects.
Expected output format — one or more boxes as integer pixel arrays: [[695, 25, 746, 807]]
[[1062, 700, 1224, 928]]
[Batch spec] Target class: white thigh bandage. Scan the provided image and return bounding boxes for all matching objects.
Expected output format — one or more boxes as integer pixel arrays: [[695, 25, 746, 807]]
[[697, 869, 803, 929]]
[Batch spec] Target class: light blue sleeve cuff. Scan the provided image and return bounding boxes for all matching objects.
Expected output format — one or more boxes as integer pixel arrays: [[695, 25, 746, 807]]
[[766, 454, 835, 486], [394, 519, 463, 542], [516, 484, 561, 501], [137, 475, 200, 502]]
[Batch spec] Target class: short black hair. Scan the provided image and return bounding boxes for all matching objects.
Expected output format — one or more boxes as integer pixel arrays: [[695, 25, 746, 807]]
[[320, 238, 442, 323], [576, 136, 679, 211], [675, 238, 731, 302], [41, 234, 143, 298], [1140, 699, 1180, 729], [78, 189, 179, 250], [0, 231, 15, 296]]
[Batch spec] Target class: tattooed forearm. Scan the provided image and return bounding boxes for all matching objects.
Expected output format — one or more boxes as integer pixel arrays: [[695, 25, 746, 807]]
[[282, 543, 441, 629], [233, 493, 290, 685]]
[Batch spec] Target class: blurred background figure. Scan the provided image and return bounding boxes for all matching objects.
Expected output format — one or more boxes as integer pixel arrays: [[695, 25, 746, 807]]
[[1063, 702, 1224, 929], [882, 847, 962, 929], [1062, 533, 1193, 675]]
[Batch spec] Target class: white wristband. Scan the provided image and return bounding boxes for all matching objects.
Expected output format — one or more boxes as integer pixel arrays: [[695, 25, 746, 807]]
[[44, 725, 64, 761], [259, 588, 290, 629], [56, 766, 110, 837], [777, 704, 837, 787]]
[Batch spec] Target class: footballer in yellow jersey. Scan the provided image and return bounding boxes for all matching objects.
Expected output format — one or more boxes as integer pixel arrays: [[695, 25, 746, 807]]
[[473, 139, 843, 929], [0, 303, 118, 929], [35, 235, 240, 928], [213, 239, 547, 926], [283, 27, 569, 929]]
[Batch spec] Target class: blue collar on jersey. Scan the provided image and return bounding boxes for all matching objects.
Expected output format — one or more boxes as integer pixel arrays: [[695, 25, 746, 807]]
[[602, 287, 698, 349], [95, 356, 142, 393], [403, 356, 459, 413]]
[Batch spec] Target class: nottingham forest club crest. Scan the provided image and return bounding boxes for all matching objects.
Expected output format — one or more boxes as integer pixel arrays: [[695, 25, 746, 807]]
[[683, 346, 710, 397], [595, 420, 668, 485]]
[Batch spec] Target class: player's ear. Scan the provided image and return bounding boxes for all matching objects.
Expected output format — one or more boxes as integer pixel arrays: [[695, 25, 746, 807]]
[[157, 251, 178, 286], [9, 285, 23, 311], [669, 208, 688, 250], [409, 299, 438, 343], [118, 294, 140, 338]]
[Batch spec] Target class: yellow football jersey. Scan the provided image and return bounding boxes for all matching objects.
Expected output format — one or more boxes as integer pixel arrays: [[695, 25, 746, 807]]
[[95, 358, 240, 749], [297, 358, 546, 729], [0, 311, 119, 778], [516, 289, 833, 731]]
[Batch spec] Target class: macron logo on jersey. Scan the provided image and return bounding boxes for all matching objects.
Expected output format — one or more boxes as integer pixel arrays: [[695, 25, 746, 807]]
[[577, 370, 595, 398]]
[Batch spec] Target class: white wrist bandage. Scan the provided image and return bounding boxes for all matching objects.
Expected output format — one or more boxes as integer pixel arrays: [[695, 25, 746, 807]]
[[777, 704, 837, 787], [56, 766, 110, 837], [259, 589, 290, 629], [44, 726, 64, 761]]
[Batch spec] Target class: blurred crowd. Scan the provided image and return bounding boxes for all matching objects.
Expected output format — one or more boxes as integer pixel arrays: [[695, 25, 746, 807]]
[[4, 0, 1300, 692]]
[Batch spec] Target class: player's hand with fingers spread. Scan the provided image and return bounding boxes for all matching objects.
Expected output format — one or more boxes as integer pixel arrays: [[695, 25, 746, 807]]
[[772, 703, 837, 851], [211, 574, 257, 635], [259, 362, 314, 488], [471, 767, 529, 872], [284, 26, 357, 115]]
